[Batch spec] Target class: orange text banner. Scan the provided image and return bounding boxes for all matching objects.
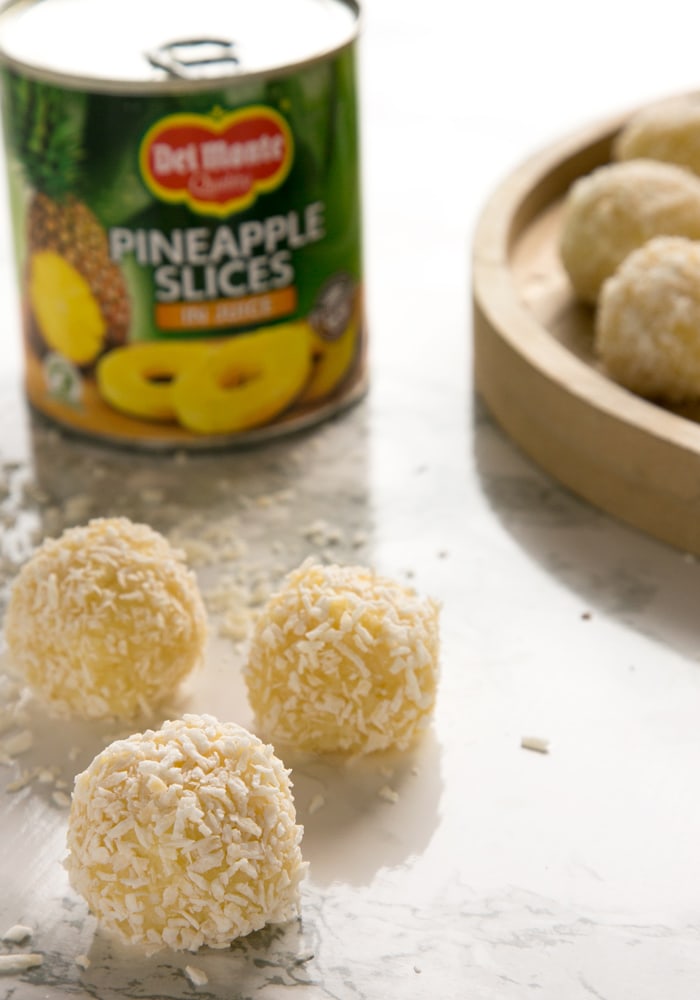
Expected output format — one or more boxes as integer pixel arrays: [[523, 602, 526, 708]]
[[155, 287, 298, 331]]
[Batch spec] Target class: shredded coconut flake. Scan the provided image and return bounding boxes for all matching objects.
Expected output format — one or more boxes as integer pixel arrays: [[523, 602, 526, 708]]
[[0, 953, 43, 973], [308, 793, 326, 815], [184, 964, 209, 986], [0, 729, 33, 757], [378, 785, 400, 804], [2, 924, 32, 943], [521, 736, 550, 754]]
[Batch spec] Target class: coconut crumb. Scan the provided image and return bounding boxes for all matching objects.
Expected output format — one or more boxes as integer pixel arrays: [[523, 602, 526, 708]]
[[140, 488, 164, 505], [184, 965, 209, 986], [521, 735, 550, 754], [308, 793, 326, 815], [0, 953, 43, 973], [2, 924, 32, 943], [5, 770, 37, 792], [62, 494, 93, 524], [75, 954, 90, 970], [0, 729, 33, 757], [301, 519, 343, 547], [378, 785, 399, 804]]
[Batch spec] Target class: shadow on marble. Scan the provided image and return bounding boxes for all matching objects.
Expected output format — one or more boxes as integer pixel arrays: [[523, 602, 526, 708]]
[[1, 652, 442, 892], [470, 392, 700, 660], [289, 729, 443, 887]]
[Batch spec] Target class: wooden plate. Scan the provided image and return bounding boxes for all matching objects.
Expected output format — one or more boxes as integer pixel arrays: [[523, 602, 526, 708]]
[[472, 105, 700, 556]]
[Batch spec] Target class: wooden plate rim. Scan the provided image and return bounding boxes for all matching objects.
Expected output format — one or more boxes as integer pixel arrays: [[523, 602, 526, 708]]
[[472, 103, 700, 553]]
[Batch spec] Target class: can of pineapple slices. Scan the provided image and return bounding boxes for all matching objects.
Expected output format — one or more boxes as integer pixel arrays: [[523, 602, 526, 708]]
[[0, 0, 365, 449]]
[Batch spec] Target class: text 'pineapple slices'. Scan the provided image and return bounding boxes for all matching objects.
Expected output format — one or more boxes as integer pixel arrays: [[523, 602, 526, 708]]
[[29, 250, 106, 365]]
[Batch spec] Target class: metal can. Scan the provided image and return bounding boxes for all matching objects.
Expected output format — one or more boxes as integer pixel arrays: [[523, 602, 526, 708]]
[[0, 0, 365, 448]]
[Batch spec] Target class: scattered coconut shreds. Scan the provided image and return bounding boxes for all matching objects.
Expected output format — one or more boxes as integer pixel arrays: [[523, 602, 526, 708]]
[[62, 494, 93, 524], [378, 785, 400, 804], [203, 578, 249, 614], [219, 610, 254, 643], [308, 793, 326, 816], [75, 954, 90, 970], [2, 924, 32, 943], [5, 770, 37, 793], [0, 953, 43, 973], [140, 488, 164, 505], [301, 519, 343, 547], [184, 965, 209, 987], [51, 790, 71, 808], [248, 581, 271, 606], [0, 729, 33, 757], [0, 678, 31, 737], [167, 515, 247, 568], [521, 736, 550, 754]]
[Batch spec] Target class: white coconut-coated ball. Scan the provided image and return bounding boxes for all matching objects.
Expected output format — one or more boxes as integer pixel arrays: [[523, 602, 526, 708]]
[[559, 159, 700, 303], [245, 559, 440, 755], [614, 94, 700, 176], [64, 714, 306, 953], [596, 235, 700, 401], [4, 516, 207, 719]]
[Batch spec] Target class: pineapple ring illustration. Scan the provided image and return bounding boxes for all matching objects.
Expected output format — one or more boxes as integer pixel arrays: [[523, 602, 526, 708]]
[[171, 323, 312, 434], [299, 311, 360, 404], [96, 341, 203, 422], [96, 323, 312, 433]]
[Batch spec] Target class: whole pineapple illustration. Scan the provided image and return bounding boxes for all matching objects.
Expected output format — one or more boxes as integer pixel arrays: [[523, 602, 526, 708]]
[[5, 74, 130, 368]]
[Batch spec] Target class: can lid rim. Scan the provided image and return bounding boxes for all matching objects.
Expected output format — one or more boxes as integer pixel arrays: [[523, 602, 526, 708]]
[[0, 0, 360, 91]]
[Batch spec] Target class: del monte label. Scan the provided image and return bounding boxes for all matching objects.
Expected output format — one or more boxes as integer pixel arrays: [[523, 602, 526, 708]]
[[139, 106, 294, 216], [0, 0, 363, 448]]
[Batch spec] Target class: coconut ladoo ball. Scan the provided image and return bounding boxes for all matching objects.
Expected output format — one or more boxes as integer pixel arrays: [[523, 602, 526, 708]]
[[4, 516, 207, 719], [244, 559, 440, 755], [595, 235, 700, 401], [65, 714, 306, 954], [559, 159, 700, 303], [614, 95, 700, 176]]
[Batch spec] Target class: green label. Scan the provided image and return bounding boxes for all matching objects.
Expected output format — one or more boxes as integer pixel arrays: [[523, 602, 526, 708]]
[[0, 49, 365, 440]]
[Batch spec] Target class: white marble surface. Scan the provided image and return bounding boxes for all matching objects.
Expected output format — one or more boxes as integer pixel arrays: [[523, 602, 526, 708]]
[[3, 1, 700, 998]]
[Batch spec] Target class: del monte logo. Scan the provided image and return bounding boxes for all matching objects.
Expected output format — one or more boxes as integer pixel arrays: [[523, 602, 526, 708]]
[[140, 105, 293, 217]]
